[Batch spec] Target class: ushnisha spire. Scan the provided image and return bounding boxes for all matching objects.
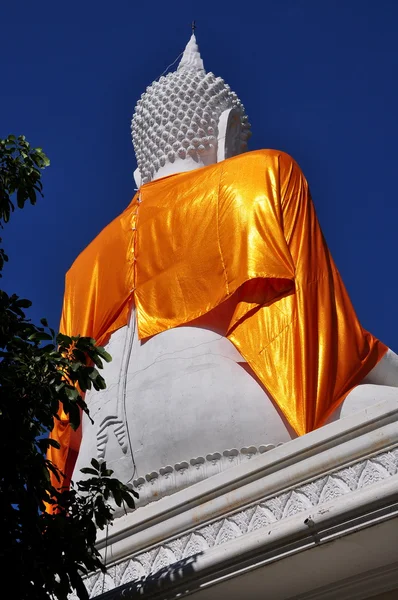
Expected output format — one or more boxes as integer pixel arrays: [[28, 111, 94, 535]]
[[131, 33, 251, 184], [177, 34, 205, 73]]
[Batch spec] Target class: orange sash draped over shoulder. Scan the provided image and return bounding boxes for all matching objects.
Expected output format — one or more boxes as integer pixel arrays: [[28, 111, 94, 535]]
[[49, 149, 387, 491]]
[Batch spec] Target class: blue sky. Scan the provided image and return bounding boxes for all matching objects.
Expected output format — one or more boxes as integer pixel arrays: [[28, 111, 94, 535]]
[[1, 0, 398, 351]]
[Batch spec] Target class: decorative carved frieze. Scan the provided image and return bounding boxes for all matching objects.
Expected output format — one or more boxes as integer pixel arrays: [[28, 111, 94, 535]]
[[131, 444, 278, 507], [84, 446, 398, 596]]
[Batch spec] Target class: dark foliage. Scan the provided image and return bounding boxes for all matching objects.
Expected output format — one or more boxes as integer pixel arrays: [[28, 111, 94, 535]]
[[0, 136, 137, 600]]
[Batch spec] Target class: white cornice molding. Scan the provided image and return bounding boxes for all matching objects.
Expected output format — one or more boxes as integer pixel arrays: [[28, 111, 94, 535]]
[[83, 398, 398, 598], [97, 398, 398, 553], [130, 444, 280, 509]]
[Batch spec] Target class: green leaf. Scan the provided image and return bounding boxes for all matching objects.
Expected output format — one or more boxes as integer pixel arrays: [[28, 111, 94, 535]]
[[100, 461, 109, 474], [73, 348, 87, 364], [39, 438, 61, 450], [45, 460, 62, 482], [68, 402, 81, 429], [16, 298, 32, 308], [56, 333, 72, 346], [16, 186, 26, 209], [112, 487, 123, 507], [95, 346, 112, 363], [90, 354, 103, 369], [90, 458, 100, 471], [101, 469, 113, 477], [64, 386, 79, 401], [40, 343, 56, 353], [28, 188, 37, 205], [28, 331, 53, 342], [122, 492, 136, 509], [80, 467, 100, 476], [77, 371, 90, 392]]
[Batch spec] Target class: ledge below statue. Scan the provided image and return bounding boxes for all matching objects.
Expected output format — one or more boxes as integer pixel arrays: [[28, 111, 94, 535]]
[[130, 443, 280, 508], [78, 397, 398, 600]]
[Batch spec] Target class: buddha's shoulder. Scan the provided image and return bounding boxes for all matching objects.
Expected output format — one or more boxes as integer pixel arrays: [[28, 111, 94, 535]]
[[227, 148, 298, 169]]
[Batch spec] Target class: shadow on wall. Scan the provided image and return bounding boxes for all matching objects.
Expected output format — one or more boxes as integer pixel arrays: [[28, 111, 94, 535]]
[[94, 553, 202, 600]]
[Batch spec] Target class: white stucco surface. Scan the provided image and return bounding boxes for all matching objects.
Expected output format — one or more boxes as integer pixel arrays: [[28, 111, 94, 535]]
[[73, 315, 296, 493]]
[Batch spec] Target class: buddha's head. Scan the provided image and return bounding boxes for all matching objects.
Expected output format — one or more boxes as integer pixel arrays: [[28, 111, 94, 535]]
[[131, 34, 251, 186]]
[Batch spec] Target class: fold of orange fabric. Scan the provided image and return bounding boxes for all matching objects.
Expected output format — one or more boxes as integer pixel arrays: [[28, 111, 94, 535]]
[[48, 149, 387, 493]]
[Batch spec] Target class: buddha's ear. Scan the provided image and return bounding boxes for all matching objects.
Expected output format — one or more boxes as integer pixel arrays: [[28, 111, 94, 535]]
[[217, 107, 242, 162], [134, 167, 142, 188]]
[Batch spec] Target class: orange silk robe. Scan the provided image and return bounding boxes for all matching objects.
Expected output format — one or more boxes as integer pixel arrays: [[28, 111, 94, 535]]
[[48, 149, 387, 491]]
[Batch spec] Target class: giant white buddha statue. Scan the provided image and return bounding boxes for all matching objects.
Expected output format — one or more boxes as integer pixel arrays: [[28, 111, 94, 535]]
[[50, 34, 398, 507]]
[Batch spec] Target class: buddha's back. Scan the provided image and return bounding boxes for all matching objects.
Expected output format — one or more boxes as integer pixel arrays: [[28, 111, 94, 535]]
[[73, 313, 295, 506]]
